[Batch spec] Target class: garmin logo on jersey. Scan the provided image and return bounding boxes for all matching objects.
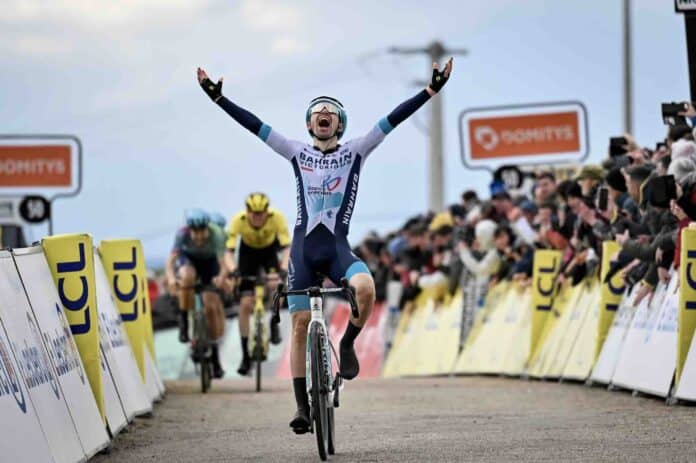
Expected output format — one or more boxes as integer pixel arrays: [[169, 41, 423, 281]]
[[341, 172, 359, 225], [0, 334, 27, 413], [299, 152, 352, 171]]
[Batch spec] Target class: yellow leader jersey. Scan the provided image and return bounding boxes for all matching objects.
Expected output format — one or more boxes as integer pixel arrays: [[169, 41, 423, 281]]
[[226, 208, 291, 250]]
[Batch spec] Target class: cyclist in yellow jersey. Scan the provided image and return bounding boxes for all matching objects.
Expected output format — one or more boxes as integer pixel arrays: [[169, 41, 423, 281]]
[[225, 193, 290, 375]]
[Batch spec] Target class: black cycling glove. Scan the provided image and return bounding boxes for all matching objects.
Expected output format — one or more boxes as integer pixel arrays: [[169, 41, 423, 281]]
[[200, 77, 223, 102], [428, 66, 450, 93]]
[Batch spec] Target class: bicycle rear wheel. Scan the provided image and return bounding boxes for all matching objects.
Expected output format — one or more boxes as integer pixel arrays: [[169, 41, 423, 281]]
[[255, 317, 263, 392], [310, 324, 329, 461]]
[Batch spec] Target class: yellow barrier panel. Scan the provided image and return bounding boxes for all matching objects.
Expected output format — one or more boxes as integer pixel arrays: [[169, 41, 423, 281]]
[[678, 228, 696, 383], [42, 234, 105, 421], [562, 282, 601, 380], [477, 282, 530, 374], [500, 286, 533, 376], [526, 281, 582, 377], [456, 284, 517, 373], [453, 281, 510, 373], [135, 242, 156, 360], [382, 303, 414, 378], [529, 250, 562, 362], [415, 291, 463, 376], [597, 241, 626, 362], [382, 287, 437, 377], [543, 280, 591, 378], [99, 239, 146, 381]]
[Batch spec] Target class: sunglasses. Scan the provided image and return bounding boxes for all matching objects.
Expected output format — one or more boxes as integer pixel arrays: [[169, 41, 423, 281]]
[[309, 102, 341, 116]]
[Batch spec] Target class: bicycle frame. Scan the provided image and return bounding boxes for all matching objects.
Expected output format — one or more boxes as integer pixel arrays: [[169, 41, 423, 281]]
[[250, 283, 269, 360], [305, 295, 334, 408]]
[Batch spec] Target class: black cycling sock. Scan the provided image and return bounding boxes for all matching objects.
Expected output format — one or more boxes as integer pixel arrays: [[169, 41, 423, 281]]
[[293, 377, 309, 411], [340, 321, 362, 348], [211, 344, 220, 363], [241, 336, 249, 359]]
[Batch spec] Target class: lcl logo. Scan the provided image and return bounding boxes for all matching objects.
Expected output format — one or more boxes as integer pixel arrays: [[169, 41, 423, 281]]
[[685, 250, 696, 310], [605, 276, 626, 312], [56, 242, 91, 335], [112, 247, 139, 322], [535, 256, 558, 311]]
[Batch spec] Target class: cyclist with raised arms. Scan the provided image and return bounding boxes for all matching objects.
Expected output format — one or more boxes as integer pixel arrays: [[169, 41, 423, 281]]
[[197, 58, 453, 433], [165, 209, 227, 378], [224, 192, 291, 376]]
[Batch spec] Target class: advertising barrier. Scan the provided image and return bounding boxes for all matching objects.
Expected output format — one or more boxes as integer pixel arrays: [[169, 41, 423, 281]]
[[12, 246, 110, 457], [527, 282, 581, 377], [676, 331, 696, 401], [0, 250, 86, 463], [94, 250, 152, 417], [135, 242, 165, 398], [597, 241, 626, 361], [611, 277, 677, 397], [529, 250, 562, 363], [42, 234, 104, 421], [562, 283, 601, 381], [99, 240, 146, 381], [590, 286, 638, 384], [677, 228, 696, 383], [452, 281, 510, 374], [0, 317, 55, 463], [99, 343, 129, 435]]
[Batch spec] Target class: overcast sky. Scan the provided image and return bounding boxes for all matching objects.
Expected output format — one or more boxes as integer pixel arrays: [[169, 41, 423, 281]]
[[0, 0, 690, 267]]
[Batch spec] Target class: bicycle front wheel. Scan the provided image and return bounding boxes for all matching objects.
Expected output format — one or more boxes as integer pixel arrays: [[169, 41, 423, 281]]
[[310, 323, 329, 461], [201, 359, 211, 393], [327, 407, 335, 455], [255, 317, 263, 392]]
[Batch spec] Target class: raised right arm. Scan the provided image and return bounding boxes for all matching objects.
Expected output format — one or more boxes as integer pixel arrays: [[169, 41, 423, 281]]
[[198, 68, 296, 159]]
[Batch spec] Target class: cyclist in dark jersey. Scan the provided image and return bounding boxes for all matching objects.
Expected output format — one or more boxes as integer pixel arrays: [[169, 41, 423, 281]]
[[197, 58, 453, 432], [165, 209, 227, 378]]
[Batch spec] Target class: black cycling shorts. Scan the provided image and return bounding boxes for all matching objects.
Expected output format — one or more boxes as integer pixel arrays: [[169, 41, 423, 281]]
[[236, 240, 281, 292]]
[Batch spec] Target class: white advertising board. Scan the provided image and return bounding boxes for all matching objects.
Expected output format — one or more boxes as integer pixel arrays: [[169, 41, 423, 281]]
[[0, 250, 85, 463], [12, 246, 110, 457]]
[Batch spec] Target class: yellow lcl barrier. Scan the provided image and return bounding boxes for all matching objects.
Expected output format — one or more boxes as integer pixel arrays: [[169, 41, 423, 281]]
[[42, 234, 105, 421], [597, 241, 625, 362], [99, 239, 146, 381], [135, 242, 156, 361], [678, 228, 696, 383], [529, 250, 562, 363]]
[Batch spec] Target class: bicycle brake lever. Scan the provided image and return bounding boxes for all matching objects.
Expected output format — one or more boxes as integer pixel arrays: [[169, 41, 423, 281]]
[[271, 283, 285, 324], [339, 278, 360, 319]]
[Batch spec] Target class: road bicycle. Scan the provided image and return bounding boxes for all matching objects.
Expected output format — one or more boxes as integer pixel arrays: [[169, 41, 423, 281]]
[[273, 278, 359, 461], [238, 274, 282, 392]]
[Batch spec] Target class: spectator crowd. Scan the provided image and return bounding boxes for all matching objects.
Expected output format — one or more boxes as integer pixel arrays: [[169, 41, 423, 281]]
[[351, 102, 696, 347]]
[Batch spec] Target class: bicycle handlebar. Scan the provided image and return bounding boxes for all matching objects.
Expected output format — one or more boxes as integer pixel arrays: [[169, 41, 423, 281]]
[[227, 271, 287, 282], [271, 278, 360, 323]]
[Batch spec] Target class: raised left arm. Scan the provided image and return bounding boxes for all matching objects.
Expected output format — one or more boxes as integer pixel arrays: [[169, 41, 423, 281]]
[[356, 58, 453, 158]]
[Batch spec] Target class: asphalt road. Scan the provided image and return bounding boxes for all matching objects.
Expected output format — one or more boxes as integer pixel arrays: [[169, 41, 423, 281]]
[[93, 376, 696, 462]]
